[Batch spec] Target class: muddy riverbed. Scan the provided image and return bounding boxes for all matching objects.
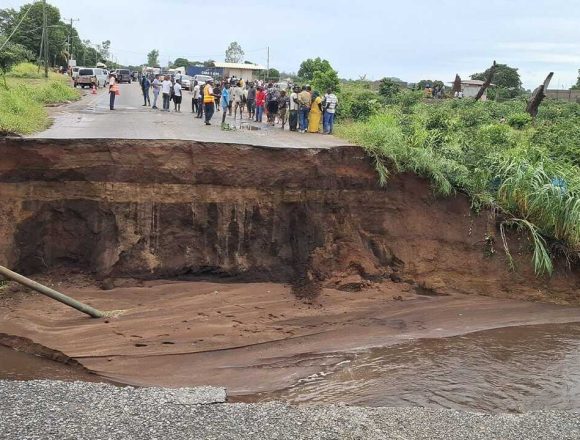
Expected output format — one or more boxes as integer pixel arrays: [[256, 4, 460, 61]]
[[2, 279, 580, 413]]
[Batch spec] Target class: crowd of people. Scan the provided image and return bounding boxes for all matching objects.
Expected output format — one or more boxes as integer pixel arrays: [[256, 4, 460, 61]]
[[138, 75, 338, 134]]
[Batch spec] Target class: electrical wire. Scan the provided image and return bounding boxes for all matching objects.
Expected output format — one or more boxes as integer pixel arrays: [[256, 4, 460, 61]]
[[0, 0, 36, 51]]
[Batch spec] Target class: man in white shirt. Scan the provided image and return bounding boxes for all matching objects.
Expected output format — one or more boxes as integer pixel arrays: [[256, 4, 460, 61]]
[[232, 82, 245, 119], [288, 86, 300, 131], [151, 75, 161, 109], [161, 76, 172, 112], [192, 81, 200, 114], [323, 88, 338, 134], [173, 79, 182, 112]]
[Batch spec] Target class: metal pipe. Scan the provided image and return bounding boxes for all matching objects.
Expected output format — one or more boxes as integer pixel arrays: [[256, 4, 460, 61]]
[[0, 265, 105, 318]]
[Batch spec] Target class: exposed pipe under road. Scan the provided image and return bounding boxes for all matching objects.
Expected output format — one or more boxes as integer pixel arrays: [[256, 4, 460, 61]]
[[0, 266, 106, 318]]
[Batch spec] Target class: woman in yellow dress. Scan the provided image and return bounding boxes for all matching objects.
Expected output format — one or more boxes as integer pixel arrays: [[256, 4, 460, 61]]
[[308, 91, 323, 133]]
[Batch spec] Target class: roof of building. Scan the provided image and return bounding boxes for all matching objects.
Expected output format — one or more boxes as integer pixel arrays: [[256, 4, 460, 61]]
[[447, 79, 495, 87], [213, 62, 266, 70]]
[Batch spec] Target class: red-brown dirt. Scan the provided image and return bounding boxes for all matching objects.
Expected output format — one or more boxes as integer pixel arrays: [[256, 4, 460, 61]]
[[1, 137, 579, 391], [0, 138, 578, 301]]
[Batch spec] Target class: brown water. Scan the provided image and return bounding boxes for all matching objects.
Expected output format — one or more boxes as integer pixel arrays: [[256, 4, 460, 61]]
[[242, 323, 580, 413], [4, 323, 580, 413], [0, 346, 106, 383]]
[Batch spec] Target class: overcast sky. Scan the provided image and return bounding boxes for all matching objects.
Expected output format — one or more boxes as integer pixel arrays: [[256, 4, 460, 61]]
[[5, 0, 580, 89]]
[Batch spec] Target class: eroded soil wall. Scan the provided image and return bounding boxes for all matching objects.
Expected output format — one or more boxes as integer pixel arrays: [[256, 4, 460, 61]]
[[0, 138, 578, 299]]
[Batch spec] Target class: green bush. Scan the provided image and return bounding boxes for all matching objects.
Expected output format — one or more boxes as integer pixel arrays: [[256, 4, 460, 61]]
[[507, 112, 532, 129]]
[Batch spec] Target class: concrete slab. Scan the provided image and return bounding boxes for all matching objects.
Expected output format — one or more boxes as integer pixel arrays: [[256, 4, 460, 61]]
[[31, 83, 351, 149]]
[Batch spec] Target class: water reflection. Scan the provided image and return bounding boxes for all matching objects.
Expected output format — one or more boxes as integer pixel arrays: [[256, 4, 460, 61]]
[[253, 323, 580, 413]]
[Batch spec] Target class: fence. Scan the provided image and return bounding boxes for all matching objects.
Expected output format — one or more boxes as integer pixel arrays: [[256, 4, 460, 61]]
[[545, 89, 580, 103]]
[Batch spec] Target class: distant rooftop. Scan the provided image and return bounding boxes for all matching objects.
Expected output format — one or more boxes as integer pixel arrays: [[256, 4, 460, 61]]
[[213, 62, 266, 70], [447, 79, 495, 86]]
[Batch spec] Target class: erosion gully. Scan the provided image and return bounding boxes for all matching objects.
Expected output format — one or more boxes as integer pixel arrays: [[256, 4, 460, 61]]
[[1, 138, 579, 413]]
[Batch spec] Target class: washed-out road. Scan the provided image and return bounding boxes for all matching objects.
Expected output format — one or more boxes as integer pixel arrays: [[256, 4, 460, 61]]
[[30, 82, 350, 148]]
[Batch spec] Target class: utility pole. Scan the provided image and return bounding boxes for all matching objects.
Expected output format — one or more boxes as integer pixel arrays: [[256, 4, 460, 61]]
[[42, 0, 49, 77], [64, 17, 79, 67], [266, 46, 270, 80]]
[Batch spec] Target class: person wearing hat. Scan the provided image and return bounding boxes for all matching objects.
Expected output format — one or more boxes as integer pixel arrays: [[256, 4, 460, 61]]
[[203, 79, 217, 125]]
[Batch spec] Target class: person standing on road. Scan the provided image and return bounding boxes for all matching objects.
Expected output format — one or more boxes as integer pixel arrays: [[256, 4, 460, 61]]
[[323, 88, 338, 134], [141, 75, 151, 106], [255, 86, 266, 122], [246, 82, 256, 119], [161, 76, 172, 112], [203, 79, 216, 125], [197, 82, 205, 119], [151, 75, 161, 109], [277, 90, 289, 130], [108, 73, 118, 110], [173, 79, 182, 112], [298, 86, 312, 132], [232, 82, 245, 119], [289, 86, 299, 131], [308, 91, 323, 133], [220, 82, 231, 125], [266, 83, 279, 126], [192, 81, 200, 114]]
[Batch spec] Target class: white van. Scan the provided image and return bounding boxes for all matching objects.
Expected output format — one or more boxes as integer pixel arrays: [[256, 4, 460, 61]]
[[193, 74, 214, 85], [74, 67, 109, 88]]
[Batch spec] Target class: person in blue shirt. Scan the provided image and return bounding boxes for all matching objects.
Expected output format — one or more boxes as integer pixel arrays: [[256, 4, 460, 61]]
[[220, 82, 231, 125]]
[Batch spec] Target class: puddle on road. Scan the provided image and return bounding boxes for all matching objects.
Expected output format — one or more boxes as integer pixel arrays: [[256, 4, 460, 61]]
[[239, 323, 580, 413]]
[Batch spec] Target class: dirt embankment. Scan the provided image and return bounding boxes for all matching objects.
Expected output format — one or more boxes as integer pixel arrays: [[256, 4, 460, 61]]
[[0, 138, 578, 302]]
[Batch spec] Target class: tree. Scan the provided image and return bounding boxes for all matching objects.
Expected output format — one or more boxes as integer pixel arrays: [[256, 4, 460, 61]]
[[311, 69, 340, 93], [147, 49, 159, 66], [471, 63, 522, 98], [378, 77, 401, 101], [225, 41, 244, 63], [172, 57, 190, 68], [298, 57, 333, 81], [0, 2, 68, 68], [100, 40, 111, 61], [264, 68, 280, 80], [416, 79, 444, 90], [203, 59, 215, 67], [452, 74, 462, 93], [0, 37, 33, 88], [572, 69, 580, 90]]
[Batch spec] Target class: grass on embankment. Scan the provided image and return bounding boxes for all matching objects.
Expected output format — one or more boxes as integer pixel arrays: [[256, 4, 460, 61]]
[[0, 63, 80, 135], [335, 95, 580, 276]]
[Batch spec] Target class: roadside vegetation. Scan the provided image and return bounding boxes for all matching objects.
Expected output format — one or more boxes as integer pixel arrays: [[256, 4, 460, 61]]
[[0, 63, 80, 135], [335, 85, 580, 275]]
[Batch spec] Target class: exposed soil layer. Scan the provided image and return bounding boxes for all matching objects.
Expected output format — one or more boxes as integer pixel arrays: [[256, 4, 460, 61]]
[[1, 138, 578, 301], [1, 137, 580, 392]]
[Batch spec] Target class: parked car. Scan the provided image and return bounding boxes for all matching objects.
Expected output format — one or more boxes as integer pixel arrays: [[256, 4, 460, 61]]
[[180, 75, 193, 90], [193, 74, 213, 85], [112, 69, 132, 83], [74, 67, 108, 88]]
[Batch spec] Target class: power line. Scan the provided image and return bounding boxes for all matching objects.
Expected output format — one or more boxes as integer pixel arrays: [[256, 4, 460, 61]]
[[0, 0, 36, 51]]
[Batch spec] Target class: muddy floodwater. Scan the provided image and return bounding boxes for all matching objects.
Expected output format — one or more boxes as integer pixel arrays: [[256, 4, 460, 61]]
[[240, 323, 580, 413], [0, 346, 106, 383]]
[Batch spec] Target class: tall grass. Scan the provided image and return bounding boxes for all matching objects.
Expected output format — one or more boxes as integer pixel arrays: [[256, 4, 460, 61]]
[[0, 63, 80, 135], [337, 96, 580, 275]]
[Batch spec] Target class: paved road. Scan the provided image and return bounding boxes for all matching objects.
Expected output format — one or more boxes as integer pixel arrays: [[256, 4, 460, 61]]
[[31, 83, 351, 149], [2, 381, 579, 439]]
